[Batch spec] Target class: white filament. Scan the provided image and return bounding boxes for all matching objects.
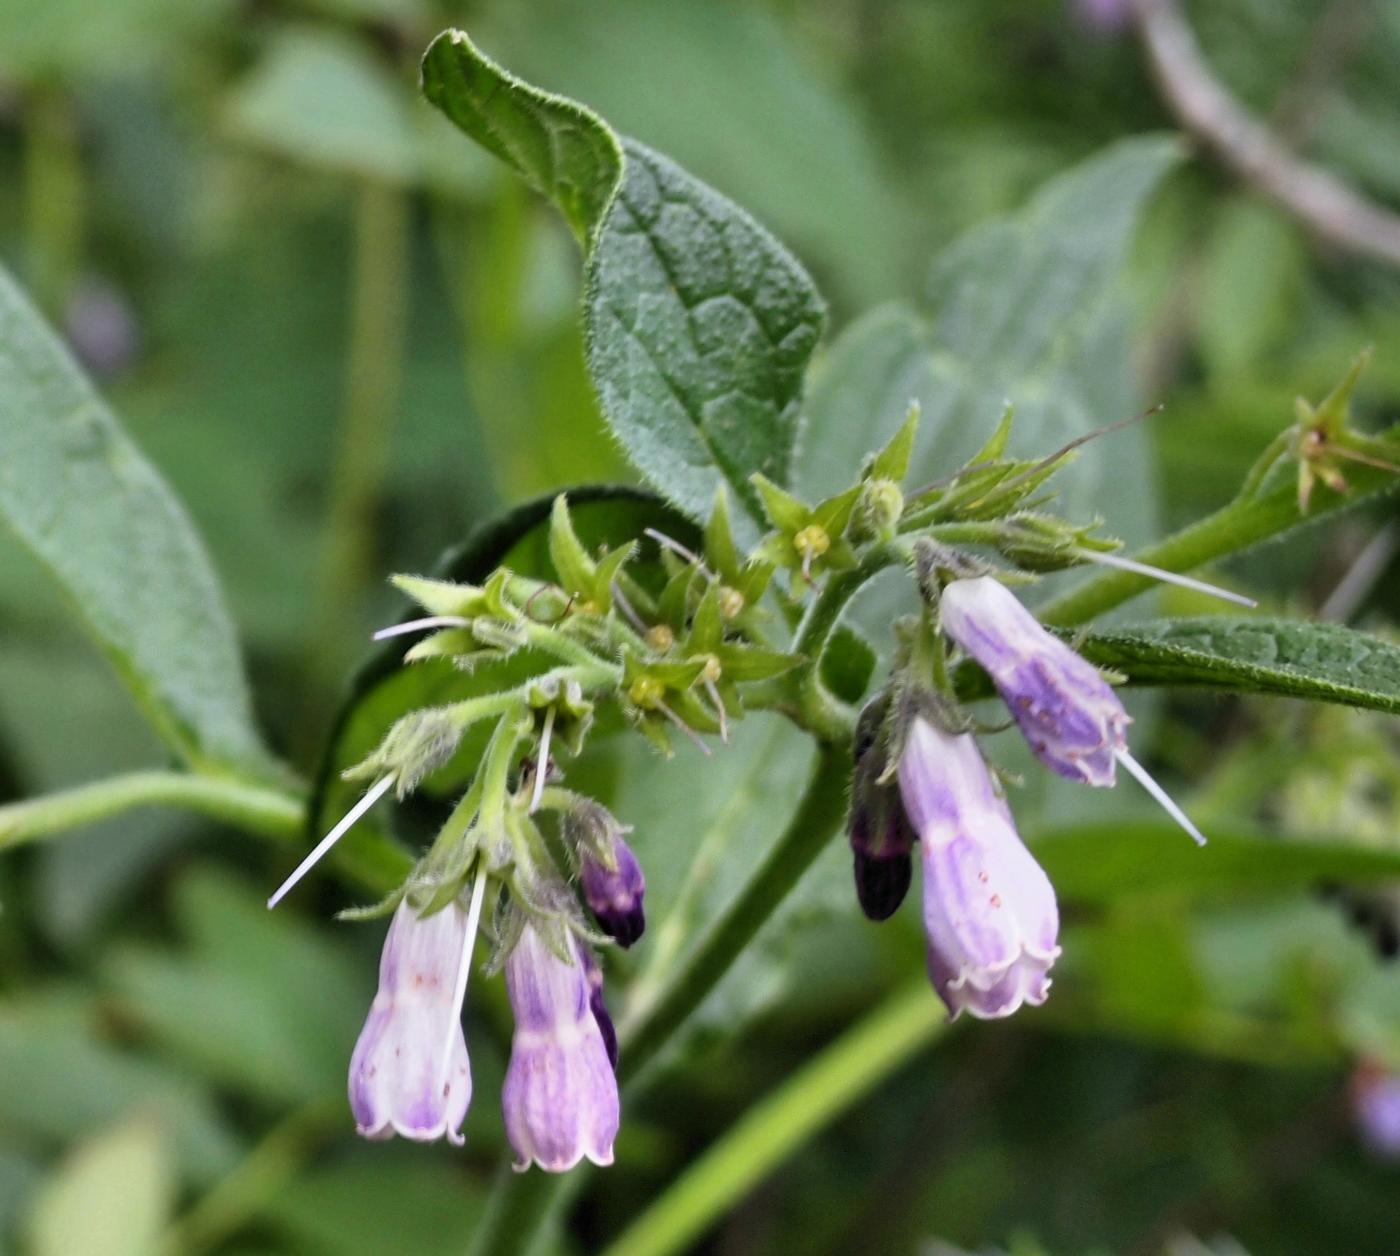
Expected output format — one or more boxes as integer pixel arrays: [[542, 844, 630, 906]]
[[372, 615, 472, 641], [1115, 747, 1207, 847], [529, 707, 555, 815], [441, 864, 490, 1074], [267, 774, 395, 908], [1075, 550, 1256, 609]]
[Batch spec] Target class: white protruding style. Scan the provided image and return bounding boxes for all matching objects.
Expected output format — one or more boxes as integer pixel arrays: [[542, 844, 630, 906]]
[[267, 774, 394, 909], [1115, 747, 1208, 847], [1074, 549, 1257, 609]]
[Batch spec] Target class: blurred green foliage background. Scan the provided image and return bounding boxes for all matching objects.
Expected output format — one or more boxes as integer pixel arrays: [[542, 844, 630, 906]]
[[2, 1, 1400, 1253]]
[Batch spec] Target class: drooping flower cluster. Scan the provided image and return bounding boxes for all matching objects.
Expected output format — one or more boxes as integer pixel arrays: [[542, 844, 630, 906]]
[[850, 566, 1208, 1019], [268, 392, 1256, 1167], [341, 863, 623, 1166]]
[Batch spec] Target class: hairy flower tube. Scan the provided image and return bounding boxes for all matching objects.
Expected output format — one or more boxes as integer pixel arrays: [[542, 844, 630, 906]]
[[503, 924, 620, 1172], [897, 717, 1060, 1019], [939, 575, 1206, 844], [348, 889, 481, 1144]]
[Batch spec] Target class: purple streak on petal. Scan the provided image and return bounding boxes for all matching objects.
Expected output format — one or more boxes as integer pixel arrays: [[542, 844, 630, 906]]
[[899, 719, 1060, 1021], [940, 576, 1128, 787], [503, 926, 620, 1172], [348, 898, 473, 1145]]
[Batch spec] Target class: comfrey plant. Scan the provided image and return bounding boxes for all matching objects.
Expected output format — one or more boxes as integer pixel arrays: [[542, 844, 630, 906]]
[[243, 36, 1400, 1192], [270, 385, 1320, 1142], [14, 21, 1400, 1252]]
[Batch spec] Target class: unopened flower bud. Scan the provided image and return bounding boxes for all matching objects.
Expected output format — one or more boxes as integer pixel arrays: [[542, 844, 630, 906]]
[[857, 478, 904, 539], [580, 836, 647, 947], [847, 697, 915, 922], [564, 799, 647, 947]]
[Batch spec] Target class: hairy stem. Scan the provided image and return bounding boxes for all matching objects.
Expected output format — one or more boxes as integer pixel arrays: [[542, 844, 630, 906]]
[[1037, 444, 1400, 627], [303, 179, 411, 727], [601, 984, 945, 1256], [0, 771, 304, 850]]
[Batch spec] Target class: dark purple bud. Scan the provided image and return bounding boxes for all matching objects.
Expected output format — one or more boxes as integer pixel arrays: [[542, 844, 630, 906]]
[[581, 946, 618, 1071], [580, 836, 647, 947], [848, 697, 916, 921], [852, 847, 913, 922]]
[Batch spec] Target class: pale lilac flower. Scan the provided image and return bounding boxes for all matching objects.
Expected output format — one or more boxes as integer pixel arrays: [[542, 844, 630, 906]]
[[898, 717, 1060, 1019], [941, 576, 1126, 786], [503, 925, 620, 1172], [1353, 1063, 1400, 1158], [580, 836, 647, 947], [939, 575, 1206, 845], [348, 896, 476, 1144]]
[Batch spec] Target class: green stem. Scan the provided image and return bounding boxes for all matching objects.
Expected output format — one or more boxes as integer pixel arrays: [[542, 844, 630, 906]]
[[1037, 443, 1400, 628], [618, 741, 852, 1077], [0, 771, 304, 851], [304, 179, 411, 715], [468, 742, 853, 1256], [790, 543, 906, 742], [22, 85, 84, 318], [601, 984, 944, 1256]]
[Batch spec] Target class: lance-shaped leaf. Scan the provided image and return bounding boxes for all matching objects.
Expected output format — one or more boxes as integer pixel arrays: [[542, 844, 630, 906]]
[[421, 30, 825, 528], [0, 265, 271, 777], [1072, 618, 1400, 714]]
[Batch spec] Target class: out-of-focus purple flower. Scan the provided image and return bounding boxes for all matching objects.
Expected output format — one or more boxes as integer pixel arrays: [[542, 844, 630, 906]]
[[1071, 0, 1132, 34], [503, 925, 619, 1172], [1353, 1062, 1400, 1158], [65, 277, 141, 380], [348, 897, 473, 1144], [848, 696, 916, 921], [898, 717, 1059, 1019], [580, 836, 646, 947], [940, 576, 1127, 787]]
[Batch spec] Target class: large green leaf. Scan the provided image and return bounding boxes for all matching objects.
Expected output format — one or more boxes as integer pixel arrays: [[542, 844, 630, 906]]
[[920, 137, 1183, 547], [473, 0, 908, 307], [801, 138, 1182, 551], [421, 30, 826, 527], [101, 868, 369, 1106], [0, 267, 270, 777], [1075, 618, 1400, 714]]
